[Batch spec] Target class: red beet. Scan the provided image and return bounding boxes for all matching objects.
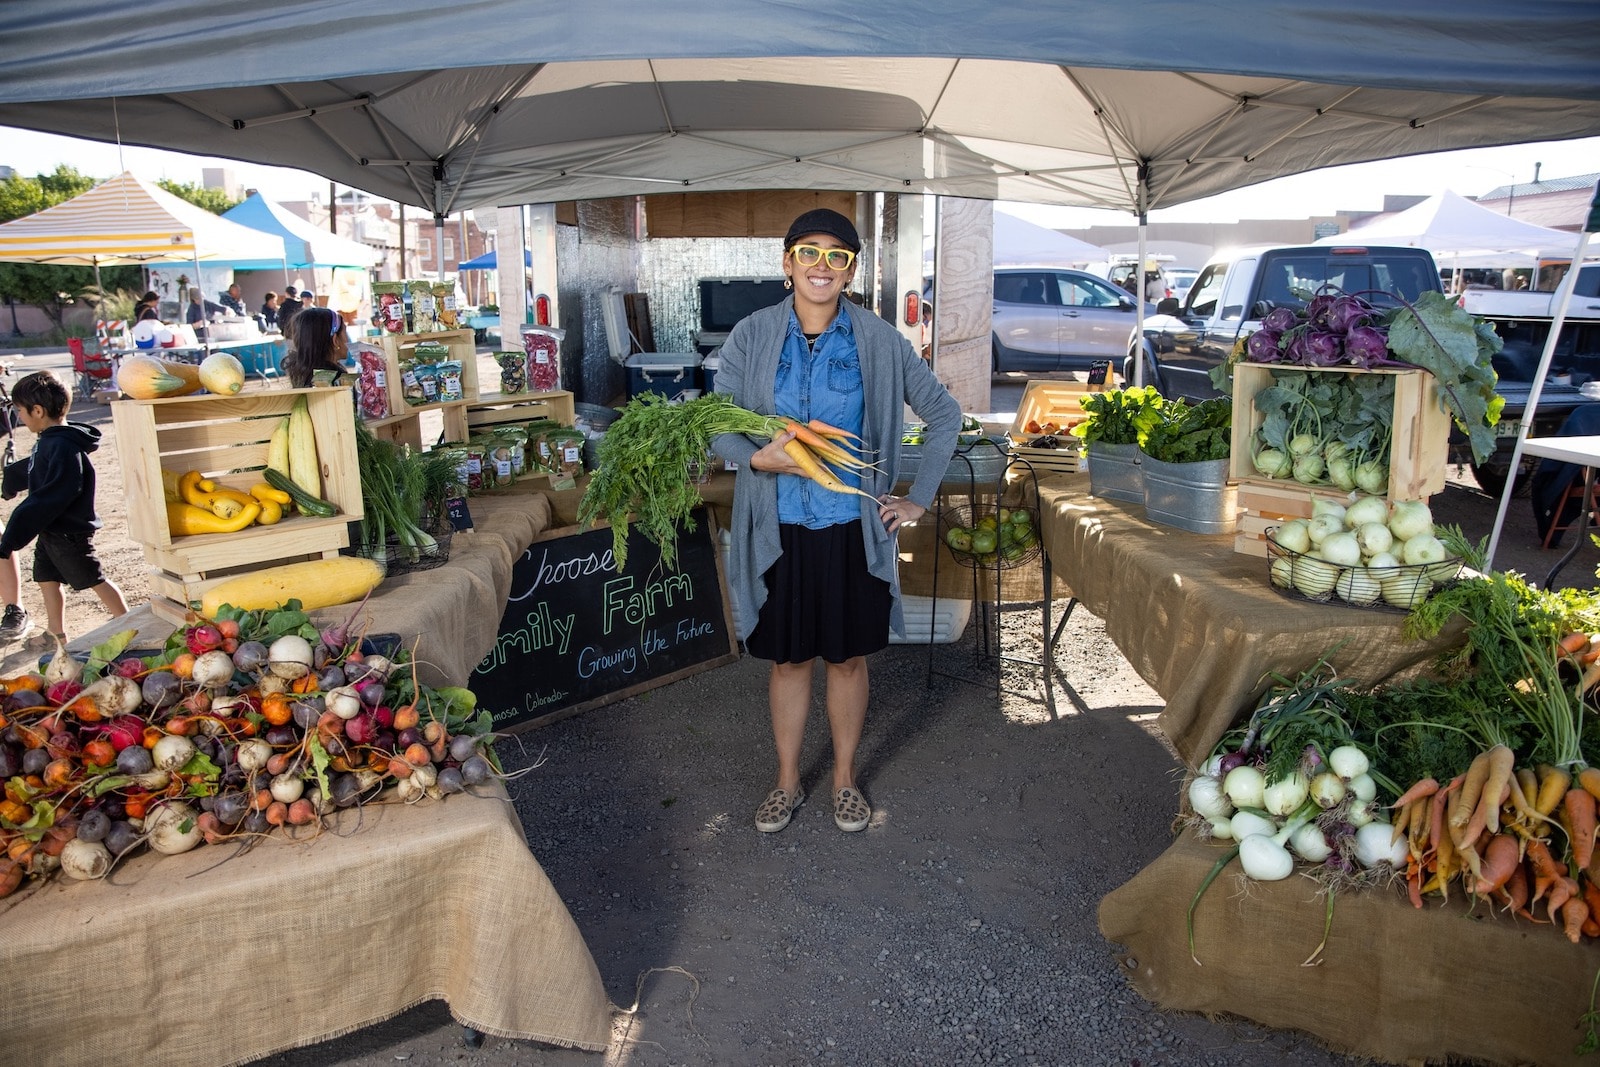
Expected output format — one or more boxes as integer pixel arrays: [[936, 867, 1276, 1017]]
[[185, 624, 224, 655], [46, 680, 83, 706]]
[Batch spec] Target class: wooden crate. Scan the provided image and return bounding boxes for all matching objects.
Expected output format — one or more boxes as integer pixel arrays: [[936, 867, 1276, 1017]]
[[1006, 441, 1082, 475], [1010, 380, 1099, 442], [1229, 363, 1450, 500], [466, 390, 576, 431], [1232, 481, 1350, 558], [365, 403, 470, 451], [377, 328, 480, 413], [111, 387, 363, 623]]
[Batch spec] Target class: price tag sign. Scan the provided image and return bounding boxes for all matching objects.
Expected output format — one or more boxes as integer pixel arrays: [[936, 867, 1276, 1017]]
[[445, 496, 474, 532]]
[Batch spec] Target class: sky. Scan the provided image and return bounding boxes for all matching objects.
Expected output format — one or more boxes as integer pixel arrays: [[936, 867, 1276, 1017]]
[[2, 125, 1596, 225]]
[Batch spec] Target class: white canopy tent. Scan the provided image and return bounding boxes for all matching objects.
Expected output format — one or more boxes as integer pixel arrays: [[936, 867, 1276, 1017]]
[[923, 208, 1109, 274], [1316, 189, 1577, 258]]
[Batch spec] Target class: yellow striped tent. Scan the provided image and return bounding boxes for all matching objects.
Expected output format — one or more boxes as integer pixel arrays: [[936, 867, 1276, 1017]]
[[0, 171, 285, 267]]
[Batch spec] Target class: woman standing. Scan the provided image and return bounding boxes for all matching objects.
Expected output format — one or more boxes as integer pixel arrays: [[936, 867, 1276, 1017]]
[[711, 208, 961, 834]]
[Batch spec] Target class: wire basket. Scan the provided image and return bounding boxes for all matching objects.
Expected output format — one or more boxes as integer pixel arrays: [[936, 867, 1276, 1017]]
[[1264, 527, 1461, 612], [343, 523, 453, 577], [936, 503, 1042, 570]]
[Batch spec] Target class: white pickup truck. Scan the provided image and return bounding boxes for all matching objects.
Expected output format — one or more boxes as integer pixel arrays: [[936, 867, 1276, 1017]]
[[1460, 262, 1600, 322]]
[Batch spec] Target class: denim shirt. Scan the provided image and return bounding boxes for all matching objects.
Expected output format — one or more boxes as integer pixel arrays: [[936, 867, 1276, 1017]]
[[773, 306, 864, 528]]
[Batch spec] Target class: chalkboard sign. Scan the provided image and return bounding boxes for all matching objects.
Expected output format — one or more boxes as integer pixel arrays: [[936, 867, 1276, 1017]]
[[471, 508, 738, 732]]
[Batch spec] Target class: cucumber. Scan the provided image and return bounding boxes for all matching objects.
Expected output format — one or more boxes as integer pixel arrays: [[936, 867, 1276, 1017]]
[[263, 468, 338, 518]]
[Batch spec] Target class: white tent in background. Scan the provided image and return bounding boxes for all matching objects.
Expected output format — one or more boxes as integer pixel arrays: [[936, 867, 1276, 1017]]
[[992, 211, 1109, 267], [1315, 190, 1574, 257]]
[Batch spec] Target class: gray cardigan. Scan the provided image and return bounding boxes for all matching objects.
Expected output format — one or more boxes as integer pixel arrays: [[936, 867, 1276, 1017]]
[[710, 296, 962, 641]]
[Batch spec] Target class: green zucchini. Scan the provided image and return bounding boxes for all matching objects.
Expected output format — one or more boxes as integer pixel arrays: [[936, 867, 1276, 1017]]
[[263, 467, 339, 518]]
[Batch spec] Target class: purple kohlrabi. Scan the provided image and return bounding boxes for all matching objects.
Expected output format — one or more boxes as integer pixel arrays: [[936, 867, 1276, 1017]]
[[1261, 307, 1300, 334], [1306, 294, 1340, 329], [1288, 330, 1344, 366], [1342, 324, 1391, 366], [1245, 329, 1283, 362], [1324, 296, 1373, 334]]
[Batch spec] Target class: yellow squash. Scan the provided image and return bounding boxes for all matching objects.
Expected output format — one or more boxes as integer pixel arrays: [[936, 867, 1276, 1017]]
[[199, 557, 385, 617]]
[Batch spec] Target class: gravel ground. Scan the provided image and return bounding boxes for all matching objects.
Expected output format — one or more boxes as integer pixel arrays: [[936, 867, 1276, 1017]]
[[0, 351, 1584, 1066]]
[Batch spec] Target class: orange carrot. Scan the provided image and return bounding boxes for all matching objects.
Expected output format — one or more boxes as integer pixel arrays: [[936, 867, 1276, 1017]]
[[1502, 863, 1530, 914], [1569, 897, 1594, 943], [1391, 777, 1440, 809], [1582, 636, 1600, 665], [1567, 787, 1598, 871], [806, 417, 865, 444], [1550, 875, 1581, 924], [780, 439, 875, 500], [1528, 838, 1563, 907], [1451, 749, 1492, 836], [1472, 833, 1520, 895], [1585, 877, 1600, 930], [784, 421, 862, 468], [1559, 631, 1591, 656]]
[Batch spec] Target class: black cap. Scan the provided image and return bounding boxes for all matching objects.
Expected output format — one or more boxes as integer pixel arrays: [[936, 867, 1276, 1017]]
[[785, 208, 860, 253], [301, 291, 316, 300]]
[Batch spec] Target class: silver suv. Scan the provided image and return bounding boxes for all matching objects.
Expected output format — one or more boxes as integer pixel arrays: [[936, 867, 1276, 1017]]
[[990, 267, 1151, 373]]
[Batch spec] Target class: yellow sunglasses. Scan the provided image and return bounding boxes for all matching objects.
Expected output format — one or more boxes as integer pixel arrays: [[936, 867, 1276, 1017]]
[[790, 244, 857, 271]]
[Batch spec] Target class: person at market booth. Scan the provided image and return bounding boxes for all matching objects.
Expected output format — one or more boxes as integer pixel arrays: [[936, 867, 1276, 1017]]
[[710, 207, 961, 835], [282, 306, 351, 389], [219, 282, 246, 317]]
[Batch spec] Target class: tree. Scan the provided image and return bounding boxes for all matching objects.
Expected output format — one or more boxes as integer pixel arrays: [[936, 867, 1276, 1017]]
[[156, 179, 239, 216], [0, 166, 125, 330]]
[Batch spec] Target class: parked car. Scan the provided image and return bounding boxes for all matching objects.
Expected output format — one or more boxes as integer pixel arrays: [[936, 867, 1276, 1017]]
[[1167, 267, 1199, 304], [988, 266, 1155, 373]]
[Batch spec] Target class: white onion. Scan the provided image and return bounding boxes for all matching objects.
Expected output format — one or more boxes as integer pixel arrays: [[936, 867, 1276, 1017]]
[[1320, 531, 1362, 567], [1354, 522, 1393, 558], [1327, 745, 1370, 780], [1230, 810, 1277, 841], [1289, 822, 1333, 862], [1343, 495, 1389, 530], [1335, 567, 1381, 606], [1263, 772, 1309, 817], [1401, 534, 1447, 566], [1208, 819, 1235, 841], [1387, 499, 1434, 542], [1200, 754, 1224, 778], [1188, 775, 1234, 822], [1309, 771, 1347, 809], [1307, 514, 1343, 547], [1239, 834, 1296, 881], [1292, 557, 1340, 597], [1354, 821, 1408, 868], [1347, 800, 1379, 828], [1274, 519, 1312, 554], [1223, 765, 1267, 809], [1347, 773, 1377, 802]]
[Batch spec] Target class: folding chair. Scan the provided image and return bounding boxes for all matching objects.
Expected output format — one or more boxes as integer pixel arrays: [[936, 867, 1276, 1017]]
[[68, 338, 115, 401]]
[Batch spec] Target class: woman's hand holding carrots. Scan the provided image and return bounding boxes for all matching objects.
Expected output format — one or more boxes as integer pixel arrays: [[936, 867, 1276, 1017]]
[[749, 428, 805, 476]]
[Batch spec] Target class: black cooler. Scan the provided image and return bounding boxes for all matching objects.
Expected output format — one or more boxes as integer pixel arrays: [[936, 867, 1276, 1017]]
[[694, 277, 789, 356]]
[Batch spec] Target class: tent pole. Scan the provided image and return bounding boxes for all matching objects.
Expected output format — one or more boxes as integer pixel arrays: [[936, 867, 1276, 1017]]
[[435, 216, 445, 281], [1132, 163, 1149, 389], [1485, 223, 1596, 570]]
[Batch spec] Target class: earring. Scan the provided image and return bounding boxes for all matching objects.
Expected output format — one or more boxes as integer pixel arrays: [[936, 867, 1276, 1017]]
[[783, 277, 792, 290]]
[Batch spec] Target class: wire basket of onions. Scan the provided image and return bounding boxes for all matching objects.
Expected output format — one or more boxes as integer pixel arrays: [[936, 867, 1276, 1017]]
[[937, 503, 1042, 570], [1264, 526, 1461, 612]]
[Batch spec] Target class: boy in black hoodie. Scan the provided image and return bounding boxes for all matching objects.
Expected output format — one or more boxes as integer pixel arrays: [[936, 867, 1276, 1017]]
[[0, 372, 127, 645]]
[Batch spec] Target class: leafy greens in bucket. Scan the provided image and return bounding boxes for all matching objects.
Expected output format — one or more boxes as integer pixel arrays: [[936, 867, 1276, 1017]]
[[1141, 397, 1232, 464]]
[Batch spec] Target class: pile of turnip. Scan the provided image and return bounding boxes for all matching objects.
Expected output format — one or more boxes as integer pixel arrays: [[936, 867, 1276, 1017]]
[[0, 599, 500, 898], [1266, 494, 1459, 609]]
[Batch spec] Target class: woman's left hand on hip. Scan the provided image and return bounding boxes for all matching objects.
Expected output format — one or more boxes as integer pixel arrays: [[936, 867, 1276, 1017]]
[[877, 494, 923, 532]]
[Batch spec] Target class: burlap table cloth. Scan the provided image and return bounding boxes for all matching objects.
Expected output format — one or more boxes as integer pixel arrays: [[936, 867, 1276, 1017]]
[[1036, 476, 1463, 765], [0, 788, 612, 1065], [6, 492, 615, 1064], [1100, 829, 1596, 1067]]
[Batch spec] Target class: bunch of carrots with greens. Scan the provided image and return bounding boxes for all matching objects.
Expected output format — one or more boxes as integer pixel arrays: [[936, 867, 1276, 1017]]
[[579, 394, 878, 571]]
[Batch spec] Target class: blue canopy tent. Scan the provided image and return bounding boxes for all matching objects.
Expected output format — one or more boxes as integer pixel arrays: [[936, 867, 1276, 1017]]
[[221, 194, 380, 270], [458, 249, 533, 271]]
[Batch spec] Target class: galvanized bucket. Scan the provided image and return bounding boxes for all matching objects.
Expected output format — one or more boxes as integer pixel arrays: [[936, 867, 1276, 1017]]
[[1140, 454, 1238, 534], [1086, 441, 1143, 504]]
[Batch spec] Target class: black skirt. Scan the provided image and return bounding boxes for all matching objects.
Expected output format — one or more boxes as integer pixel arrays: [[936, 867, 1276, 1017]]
[[745, 521, 891, 665]]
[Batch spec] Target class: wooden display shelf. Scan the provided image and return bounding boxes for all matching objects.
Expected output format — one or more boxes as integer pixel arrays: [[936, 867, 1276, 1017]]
[[1228, 363, 1449, 501], [364, 400, 471, 451], [467, 389, 576, 431], [110, 387, 362, 624], [376, 328, 479, 412]]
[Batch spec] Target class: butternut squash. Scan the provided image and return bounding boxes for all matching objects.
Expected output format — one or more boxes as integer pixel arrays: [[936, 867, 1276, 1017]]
[[200, 557, 385, 618], [117, 356, 205, 400]]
